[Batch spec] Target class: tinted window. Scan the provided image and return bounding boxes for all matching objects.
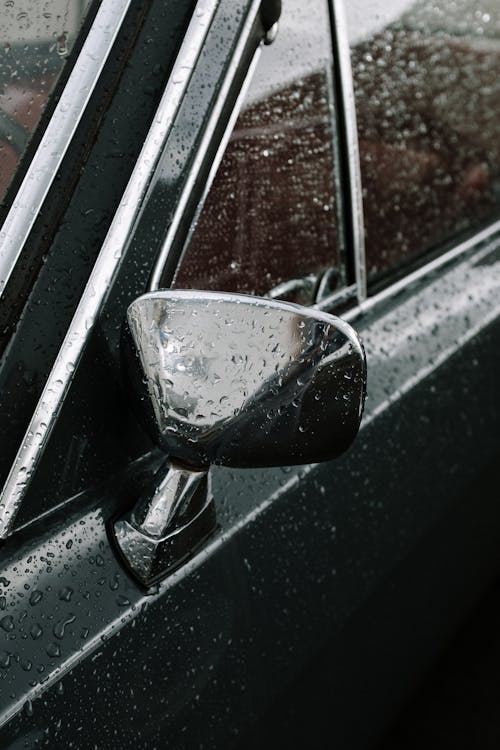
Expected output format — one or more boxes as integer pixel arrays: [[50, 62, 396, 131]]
[[0, 0, 93, 202], [174, 0, 342, 307], [347, 0, 500, 283]]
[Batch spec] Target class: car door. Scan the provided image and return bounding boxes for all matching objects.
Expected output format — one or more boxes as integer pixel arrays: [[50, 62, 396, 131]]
[[0, 0, 500, 749]]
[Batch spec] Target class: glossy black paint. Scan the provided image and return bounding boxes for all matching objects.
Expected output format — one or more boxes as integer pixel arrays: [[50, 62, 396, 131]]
[[0, 1, 500, 749], [1, 289, 500, 747]]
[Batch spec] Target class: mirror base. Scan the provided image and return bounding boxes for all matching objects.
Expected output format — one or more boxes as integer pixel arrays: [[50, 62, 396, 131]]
[[112, 463, 216, 587]]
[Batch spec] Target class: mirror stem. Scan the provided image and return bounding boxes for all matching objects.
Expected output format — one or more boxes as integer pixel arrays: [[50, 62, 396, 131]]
[[133, 461, 208, 537], [113, 460, 216, 587]]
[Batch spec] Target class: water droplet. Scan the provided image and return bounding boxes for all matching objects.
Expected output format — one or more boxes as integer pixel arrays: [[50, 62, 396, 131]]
[[29, 590, 43, 606], [30, 623, 43, 640], [0, 615, 14, 632], [46, 642, 61, 658], [58, 587, 73, 602], [53, 614, 76, 640]]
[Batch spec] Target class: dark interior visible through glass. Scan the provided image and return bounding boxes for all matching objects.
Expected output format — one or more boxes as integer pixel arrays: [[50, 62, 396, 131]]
[[348, 0, 500, 284], [174, 0, 343, 308]]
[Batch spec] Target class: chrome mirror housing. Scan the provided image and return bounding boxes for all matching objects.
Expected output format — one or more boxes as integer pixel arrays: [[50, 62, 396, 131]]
[[122, 290, 366, 467], [113, 291, 366, 586]]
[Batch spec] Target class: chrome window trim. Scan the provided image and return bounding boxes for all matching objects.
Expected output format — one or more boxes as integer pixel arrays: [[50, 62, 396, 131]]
[[315, 222, 500, 318], [330, 0, 367, 303], [342, 218, 500, 325], [0, 0, 220, 539], [313, 283, 357, 312], [0, 0, 133, 296]]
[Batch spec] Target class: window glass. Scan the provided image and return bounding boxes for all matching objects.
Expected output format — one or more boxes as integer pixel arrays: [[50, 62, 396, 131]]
[[174, 0, 342, 307], [0, 0, 93, 202], [347, 0, 500, 283]]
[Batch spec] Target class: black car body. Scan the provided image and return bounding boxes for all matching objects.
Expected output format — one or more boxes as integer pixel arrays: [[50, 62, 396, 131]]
[[0, 0, 499, 747]]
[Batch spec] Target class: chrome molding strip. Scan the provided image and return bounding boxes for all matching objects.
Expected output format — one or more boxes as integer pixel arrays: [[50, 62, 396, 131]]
[[343, 218, 500, 325], [0, 0, 133, 296], [330, 0, 367, 303], [149, 0, 263, 291], [314, 282, 357, 313], [0, 0, 220, 539]]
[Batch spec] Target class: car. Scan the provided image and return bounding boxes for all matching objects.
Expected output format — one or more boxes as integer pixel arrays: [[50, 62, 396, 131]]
[[0, 0, 499, 747]]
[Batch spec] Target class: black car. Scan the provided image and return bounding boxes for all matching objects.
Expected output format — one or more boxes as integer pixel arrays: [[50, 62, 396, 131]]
[[0, 0, 499, 747]]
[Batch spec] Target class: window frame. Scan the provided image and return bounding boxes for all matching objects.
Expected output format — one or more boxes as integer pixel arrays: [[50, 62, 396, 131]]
[[0, 0, 269, 537], [0, 0, 132, 296]]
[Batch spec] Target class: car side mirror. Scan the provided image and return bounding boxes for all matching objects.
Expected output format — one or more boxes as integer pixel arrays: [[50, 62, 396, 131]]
[[113, 291, 366, 586]]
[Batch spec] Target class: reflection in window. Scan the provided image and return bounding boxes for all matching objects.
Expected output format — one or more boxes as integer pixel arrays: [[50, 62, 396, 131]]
[[174, 0, 342, 307], [348, 0, 500, 284], [0, 0, 93, 202]]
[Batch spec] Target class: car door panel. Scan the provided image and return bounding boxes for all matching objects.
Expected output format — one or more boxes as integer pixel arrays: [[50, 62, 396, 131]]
[[1, 227, 500, 747]]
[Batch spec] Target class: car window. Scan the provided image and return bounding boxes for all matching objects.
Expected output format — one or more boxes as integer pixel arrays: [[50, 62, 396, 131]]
[[0, 0, 94, 203], [347, 0, 500, 285], [173, 0, 343, 307]]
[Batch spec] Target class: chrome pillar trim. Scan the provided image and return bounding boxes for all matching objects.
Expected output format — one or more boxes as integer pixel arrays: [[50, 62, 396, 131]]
[[330, 0, 367, 303], [0, 0, 220, 539], [149, 0, 263, 291], [0, 0, 133, 295]]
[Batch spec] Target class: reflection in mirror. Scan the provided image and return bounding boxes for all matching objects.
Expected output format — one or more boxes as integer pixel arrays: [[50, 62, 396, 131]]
[[123, 290, 366, 469]]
